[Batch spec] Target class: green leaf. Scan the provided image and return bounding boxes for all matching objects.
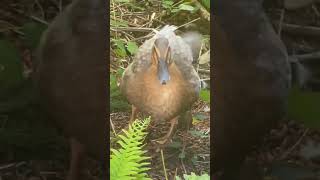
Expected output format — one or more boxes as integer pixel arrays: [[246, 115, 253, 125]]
[[110, 117, 151, 179], [178, 4, 195, 12], [0, 39, 24, 97], [21, 21, 47, 50], [178, 151, 185, 159], [288, 87, 320, 129], [162, 0, 174, 9], [113, 39, 127, 57], [117, 68, 125, 77], [199, 89, 210, 103], [126, 42, 139, 55], [200, 0, 210, 10]]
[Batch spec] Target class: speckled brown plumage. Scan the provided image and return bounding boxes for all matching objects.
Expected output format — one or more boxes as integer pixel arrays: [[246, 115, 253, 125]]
[[120, 25, 201, 144]]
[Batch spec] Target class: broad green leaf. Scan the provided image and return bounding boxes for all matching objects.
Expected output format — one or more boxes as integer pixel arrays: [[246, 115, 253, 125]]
[[113, 39, 127, 57], [126, 42, 139, 55], [201, 0, 210, 10], [162, 0, 174, 9], [178, 4, 195, 12]]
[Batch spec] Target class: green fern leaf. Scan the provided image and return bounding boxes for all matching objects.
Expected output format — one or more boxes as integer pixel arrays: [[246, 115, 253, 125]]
[[110, 117, 151, 180]]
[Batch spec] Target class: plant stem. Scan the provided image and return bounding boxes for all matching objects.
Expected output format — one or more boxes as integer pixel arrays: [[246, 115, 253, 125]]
[[160, 149, 168, 180]]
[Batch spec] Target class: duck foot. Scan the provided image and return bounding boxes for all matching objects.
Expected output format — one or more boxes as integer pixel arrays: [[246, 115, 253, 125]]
[[151, 117, 178, 145]]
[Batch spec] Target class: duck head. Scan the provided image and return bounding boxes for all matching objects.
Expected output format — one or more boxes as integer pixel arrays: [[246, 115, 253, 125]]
[[151, 37, 172, 85]]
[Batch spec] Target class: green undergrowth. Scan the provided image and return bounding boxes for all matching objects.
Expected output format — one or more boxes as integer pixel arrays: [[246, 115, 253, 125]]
[[110, 71, 130, 112], [110, 117, 210, 180], [110, 117, 152, 180]]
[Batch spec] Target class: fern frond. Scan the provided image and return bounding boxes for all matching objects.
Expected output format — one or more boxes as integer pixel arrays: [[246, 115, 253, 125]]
[[110, 117, 152, 180]]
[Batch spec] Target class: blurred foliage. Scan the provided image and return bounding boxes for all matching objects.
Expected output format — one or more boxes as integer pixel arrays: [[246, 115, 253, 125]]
[[200, 0, 210, 11], [21, 21, 47, 50], [0, 20, 64, 161], [175, 172, 210, 180], [111, 39, 139, 58], [162, 0, 199, 14], [0, 39, 24, 98], [288, 87, 320, 129], [110, 117, 151, 180], [110, 71, 130, 112], [199, 89, 210, 103]]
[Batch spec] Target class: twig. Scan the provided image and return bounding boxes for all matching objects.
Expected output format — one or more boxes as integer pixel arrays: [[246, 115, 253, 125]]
[[292, 51, 320, 61], [111, 27, 156, 32], [280, 128, 309, 160], [34, 0, 45, 19], [180, 159, 187, 174], [177, 18, 200, 29], [274, 22, 320, 37], [174, 168, 178, 179], [311, 4, 320, 17], [198, 69, 210, 74], [200, 78, 210, 81], [110, 119, 117, 136], [193, 0, 210, 21], [59, 0, 63, 12], [30, 15, 49, 25], [160, 149, 168, 180], [277, 9, 285, 37], [0, 163, 16, 171]]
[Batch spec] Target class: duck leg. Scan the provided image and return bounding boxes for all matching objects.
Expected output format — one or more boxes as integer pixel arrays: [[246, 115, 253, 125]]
[[129, 105, 139, 124], [152, 116, 178, 145], [67, 138, 87, 180], [178, 111, 193, 131]]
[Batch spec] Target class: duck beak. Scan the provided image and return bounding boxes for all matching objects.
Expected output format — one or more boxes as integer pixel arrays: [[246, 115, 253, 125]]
[[158, 59, 170, 85], [153, 38, 171, 85]]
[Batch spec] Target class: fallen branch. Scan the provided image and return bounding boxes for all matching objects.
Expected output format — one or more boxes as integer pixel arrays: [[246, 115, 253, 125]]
[[292, 51, 320, 61], [198, 69, 210, 74], [274, 22, 320, 37]]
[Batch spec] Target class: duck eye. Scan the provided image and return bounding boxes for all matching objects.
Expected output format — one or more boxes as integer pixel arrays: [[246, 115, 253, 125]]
[[166, 47, 171, 64]]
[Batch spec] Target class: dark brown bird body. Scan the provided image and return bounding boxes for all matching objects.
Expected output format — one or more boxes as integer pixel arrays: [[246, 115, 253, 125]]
[[212, 0, 291, 179], [33, 0, 106, 179]]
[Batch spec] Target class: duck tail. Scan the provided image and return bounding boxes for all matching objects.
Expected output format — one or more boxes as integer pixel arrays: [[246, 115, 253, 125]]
[[181, 32, 202, 63], [157, 25, 178, 35]]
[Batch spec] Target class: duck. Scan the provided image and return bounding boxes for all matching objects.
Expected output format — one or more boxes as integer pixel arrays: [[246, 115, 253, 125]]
[[33, 0, 107, 179], [212, 0, 291, 179], [120, 25, 201, 145]]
